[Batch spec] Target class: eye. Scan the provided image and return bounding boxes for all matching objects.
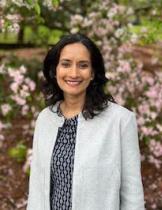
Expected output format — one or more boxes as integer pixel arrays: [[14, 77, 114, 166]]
[[61, 62, 70, 68], [79, 63, 89, 69]]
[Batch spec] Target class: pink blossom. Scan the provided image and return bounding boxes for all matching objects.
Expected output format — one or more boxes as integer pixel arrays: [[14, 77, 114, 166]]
[[146, 88, 158, 99], [10, 82, 19, 93], [148, 155, 162, 169], [0, 134, 5, 141], [107, 7, 118, 18], [8, 23, 20, 33], [20, 89, 30, 98], [114, 28, 124, 38], [1, 104, 12, 116], [137, 117, 145, 126], [8, 68, 25, 84], [19, 65, 27, 74], [154, 100, 162, 112], [11, 95, 26, 106], [141, 126, 154, 136], [118, 44, 132, 54], [115, 94, 125, 105], [140, 154, 145, 161], [14, 73, 24, 84], [145, 76, 154, 85], [22, 85, 29, 91], [21, 105, 29, 116], [8, 67, 16, 77], [138, 104, 150, 114], [151, 203, 157, 209], [156, 124, 162, 132], [149, 112, 157, 120], [149, 140, 162, 157], [95, 27, 108, 37], [25, 78, 36, 91], [117, 60, 131, 72]]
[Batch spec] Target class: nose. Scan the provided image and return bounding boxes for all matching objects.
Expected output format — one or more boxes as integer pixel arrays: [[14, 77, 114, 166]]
[[69, 65, 79, 78]]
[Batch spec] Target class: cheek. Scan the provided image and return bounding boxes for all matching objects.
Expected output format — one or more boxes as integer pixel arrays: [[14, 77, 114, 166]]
[[56, 68, 65, 79], [83, 71, 93, 80]]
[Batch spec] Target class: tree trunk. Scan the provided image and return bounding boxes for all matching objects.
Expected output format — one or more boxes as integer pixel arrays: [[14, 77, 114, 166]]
[[17, 26, 24, 44]]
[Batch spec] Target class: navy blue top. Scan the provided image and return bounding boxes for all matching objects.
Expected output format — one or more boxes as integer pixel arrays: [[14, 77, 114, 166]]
[[50, 102, 78, 210]]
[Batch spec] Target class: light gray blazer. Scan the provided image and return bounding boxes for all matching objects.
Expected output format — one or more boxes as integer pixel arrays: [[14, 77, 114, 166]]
[[26, 101, 145, 210]]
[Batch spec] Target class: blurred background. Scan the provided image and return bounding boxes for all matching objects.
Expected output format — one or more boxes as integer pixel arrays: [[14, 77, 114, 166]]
[[0, 0, 162, 209]]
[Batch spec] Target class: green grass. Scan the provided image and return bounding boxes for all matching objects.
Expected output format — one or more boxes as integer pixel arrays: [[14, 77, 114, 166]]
[[0, 32, 17, 43], [129, 17, 162, 44]]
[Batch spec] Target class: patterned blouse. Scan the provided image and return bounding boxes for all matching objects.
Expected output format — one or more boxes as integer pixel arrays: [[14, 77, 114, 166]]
[[50, 102, 79, 210]]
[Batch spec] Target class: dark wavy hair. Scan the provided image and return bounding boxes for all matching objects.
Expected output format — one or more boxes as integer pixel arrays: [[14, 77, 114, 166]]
[[42, 33, 116, 120]]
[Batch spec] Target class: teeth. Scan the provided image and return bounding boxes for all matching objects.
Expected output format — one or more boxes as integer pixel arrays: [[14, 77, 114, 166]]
[[66, 81, 81, 85]]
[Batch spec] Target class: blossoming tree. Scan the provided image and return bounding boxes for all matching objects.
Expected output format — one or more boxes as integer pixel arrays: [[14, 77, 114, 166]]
[[0, 1, 162, 208]]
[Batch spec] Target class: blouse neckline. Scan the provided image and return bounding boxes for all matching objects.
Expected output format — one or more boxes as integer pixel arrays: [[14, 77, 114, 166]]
[[57, 101, 79, 121]]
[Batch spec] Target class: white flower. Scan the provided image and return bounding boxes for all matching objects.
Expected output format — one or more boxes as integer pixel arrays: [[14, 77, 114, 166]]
[[130, 34, 138, 44], [140, 27, 148, 33], [0, 64, 5, 74], [70, 27, 79, 34], [71, 14, 83, 25], [151, 9, 157, 16], [114, 28, 124, 38], [21, 105, 29, 116], [8, 23, 20, 33], [151, 57, 159, 65], [0, 0, 6, 7], [107, 7, 118, 18], [127, 7, 134, 16], [19, 65, 27, 74], [38, 71, 43, 79], [1, 104, 12, 116], [0, 134, 5, 141]]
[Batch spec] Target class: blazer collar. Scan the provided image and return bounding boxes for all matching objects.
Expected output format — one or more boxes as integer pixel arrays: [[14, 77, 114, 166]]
[[48, 100, 86, 124]]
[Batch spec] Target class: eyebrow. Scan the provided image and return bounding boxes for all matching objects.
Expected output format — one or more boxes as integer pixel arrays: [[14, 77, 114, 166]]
[[60, 59, 90, 63]]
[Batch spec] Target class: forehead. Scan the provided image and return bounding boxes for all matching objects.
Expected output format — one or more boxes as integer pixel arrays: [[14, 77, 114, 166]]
[[59, 43, 91, 60]]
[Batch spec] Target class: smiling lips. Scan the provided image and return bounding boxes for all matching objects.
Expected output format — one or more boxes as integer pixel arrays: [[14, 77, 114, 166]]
[[66, 80, 82, 86]]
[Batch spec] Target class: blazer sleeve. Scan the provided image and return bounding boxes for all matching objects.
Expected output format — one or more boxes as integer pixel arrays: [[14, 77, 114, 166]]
[[120, 112, 145, 210], [26, 116, 44, 210]]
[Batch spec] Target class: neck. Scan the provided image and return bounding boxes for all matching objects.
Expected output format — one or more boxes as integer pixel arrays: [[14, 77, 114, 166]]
[[60, 94, 86, 117]]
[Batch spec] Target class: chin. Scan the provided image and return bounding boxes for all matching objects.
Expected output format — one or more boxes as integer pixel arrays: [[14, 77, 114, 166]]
[[63, 90, 86, 97]]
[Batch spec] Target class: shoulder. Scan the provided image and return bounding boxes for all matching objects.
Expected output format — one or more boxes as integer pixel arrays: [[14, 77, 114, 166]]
[[35, 103, 58, 125], [103, 101, 136, 122], [107, 101, 134, 115]]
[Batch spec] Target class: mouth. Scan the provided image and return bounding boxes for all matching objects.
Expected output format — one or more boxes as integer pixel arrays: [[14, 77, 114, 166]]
[[65, 80, 82, 86]]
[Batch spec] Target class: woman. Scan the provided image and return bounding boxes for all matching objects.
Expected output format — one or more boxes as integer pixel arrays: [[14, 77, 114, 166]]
[[27, 33, 145, 210]]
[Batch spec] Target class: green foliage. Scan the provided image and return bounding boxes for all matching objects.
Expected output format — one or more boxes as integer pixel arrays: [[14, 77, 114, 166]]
[[0, 26, 62, 44], [26, 0, 33, 4], [52, 0, 60, 7], [130, 18, 162, 44], [8, 143, 27, 162], [24, 26, 62, 45], [34, 3, 41, 15], [119, 0, 162, 8]]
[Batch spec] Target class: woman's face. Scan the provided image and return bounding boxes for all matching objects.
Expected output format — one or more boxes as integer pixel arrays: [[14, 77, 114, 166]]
[[56, 43, 94, 99]]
